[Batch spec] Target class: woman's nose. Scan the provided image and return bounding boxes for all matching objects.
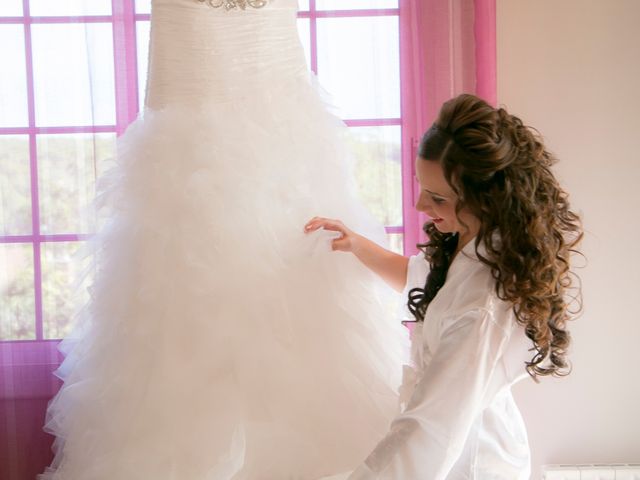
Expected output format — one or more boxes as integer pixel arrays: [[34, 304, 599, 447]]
[[415, 193, 430, 213]]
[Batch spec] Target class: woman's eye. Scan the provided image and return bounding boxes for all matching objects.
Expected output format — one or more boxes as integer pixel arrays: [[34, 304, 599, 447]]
[[432, 197, 445, 204]]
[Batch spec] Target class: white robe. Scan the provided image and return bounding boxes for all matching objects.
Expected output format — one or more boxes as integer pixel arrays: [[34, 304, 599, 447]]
[[347, 238, 533, 480]]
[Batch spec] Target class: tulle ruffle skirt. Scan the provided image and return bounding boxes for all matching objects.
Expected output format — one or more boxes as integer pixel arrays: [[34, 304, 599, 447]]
[[40, 78, 409, 480]]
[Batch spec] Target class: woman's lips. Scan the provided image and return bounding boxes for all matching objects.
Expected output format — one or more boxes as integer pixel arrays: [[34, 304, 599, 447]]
[[432, 218, 443, 224]]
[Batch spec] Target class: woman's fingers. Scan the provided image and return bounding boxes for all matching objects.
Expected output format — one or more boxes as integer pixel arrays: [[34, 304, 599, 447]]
[[303, 217, 321, 231], [304, 217, 353, 252], [304, 217, 346, 234]]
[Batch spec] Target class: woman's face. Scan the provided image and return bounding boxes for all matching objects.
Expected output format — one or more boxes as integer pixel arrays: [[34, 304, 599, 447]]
[[414, 157, 480, 244]]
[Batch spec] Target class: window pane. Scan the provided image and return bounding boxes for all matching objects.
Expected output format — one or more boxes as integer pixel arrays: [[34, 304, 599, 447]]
[[0, 243, 35, 340], [387, 233, 403, 255], [135, 0, 151, 14], [296, 18, 311, 71], [0, 0, 22, 16], [0, 135, 32, 235], [0, 26, 29, 128], [297, 0, 309, 11], [136, 20, 150, 111], [317, 17, 400, 119], [42, 241, 91, 339], [38, 133, 116, 235], [31, 23, 116, 127], [317, 0, 398, 9], [349, 125, 402, 226], [29, 0, 112, 16]]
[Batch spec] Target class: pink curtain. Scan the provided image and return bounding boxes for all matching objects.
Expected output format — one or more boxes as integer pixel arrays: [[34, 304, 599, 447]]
[[400, 0, 497, 255], [0, 342, 62, 480]]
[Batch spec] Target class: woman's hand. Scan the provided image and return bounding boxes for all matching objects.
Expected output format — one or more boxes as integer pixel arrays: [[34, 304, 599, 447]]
[[304, 216, 409, 292], [303, 217, 361, 253]]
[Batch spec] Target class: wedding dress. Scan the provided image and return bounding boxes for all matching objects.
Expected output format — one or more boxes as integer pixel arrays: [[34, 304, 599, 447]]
[[39, 1, 409, 479]]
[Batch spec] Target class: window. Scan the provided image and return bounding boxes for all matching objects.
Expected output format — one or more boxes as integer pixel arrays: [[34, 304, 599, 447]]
[[1, 0, 409, 342], [0, 0, 124, 342], [297, 0, 405, 254]]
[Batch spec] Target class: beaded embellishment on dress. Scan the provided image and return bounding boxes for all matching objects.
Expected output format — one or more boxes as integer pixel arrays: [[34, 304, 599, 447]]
[[197, 0, 268, 9]]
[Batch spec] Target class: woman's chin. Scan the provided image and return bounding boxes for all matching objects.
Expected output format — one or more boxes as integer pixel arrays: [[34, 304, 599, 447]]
[[431, 220, 450, 232]]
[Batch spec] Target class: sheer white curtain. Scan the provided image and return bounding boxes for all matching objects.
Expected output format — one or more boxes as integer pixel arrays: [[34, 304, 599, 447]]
[[1, 2, 131, 478]]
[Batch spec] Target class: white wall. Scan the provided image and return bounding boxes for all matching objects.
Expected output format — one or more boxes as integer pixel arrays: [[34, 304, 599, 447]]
[[497, 0, 640, 478]]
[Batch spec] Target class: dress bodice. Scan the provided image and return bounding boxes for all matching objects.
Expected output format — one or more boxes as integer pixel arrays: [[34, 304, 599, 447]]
[[145, 0, 306, 108]]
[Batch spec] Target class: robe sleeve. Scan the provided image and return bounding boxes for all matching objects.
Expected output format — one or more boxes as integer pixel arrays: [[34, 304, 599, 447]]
[[347, 308, 511, 480], [404, 252, 429, 294]]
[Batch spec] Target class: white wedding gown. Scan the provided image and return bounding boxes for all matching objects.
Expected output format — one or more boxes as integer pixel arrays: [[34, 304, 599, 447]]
[[39, 0, 409, 479]]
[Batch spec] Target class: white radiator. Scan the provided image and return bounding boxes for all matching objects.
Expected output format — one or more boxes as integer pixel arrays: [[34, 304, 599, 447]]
[[543, 464, 640, 479]]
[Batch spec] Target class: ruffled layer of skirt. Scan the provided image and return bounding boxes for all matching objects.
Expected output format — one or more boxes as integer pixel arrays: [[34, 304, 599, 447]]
[[41, 79, 409, 480]]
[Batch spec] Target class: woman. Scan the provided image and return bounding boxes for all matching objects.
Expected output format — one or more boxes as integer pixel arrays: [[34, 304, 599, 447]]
[[306, 93, 582, 479]]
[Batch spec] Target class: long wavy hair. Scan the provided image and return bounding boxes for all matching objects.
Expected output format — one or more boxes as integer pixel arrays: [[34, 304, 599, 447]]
[[407, 93, 583, 379]]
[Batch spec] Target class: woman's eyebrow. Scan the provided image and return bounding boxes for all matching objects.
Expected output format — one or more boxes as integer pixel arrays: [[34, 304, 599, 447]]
[[424, 188, 448, 198]]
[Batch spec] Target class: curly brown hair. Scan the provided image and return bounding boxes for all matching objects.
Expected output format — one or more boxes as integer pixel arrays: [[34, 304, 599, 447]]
[[408, 93, 583, 379]]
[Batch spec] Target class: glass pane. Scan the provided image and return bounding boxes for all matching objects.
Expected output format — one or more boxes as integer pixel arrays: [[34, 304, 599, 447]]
[[32, 23, 116, 127], [0, 136, 32, 235], [29, 0, 112, 16], [296, 18, 311, 71], [387, 233, 403, 255], [42, 241, 91, 339], [135, 0, 151, 14], [136, 20, 150, 111], [0, 243, 35, 340], [297, 0, 309, 11], [317, 0, 398, 9], [348, 125, 402, 226], [0, 0, 22, 15], [38, 133, 116, 235], [0, 26, 29, 128], [317, 17, 400, 119]]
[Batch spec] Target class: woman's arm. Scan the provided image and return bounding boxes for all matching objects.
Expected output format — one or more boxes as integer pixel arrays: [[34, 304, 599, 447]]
[[347, 309, 511, 479], [304, 217, 409, 293]]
